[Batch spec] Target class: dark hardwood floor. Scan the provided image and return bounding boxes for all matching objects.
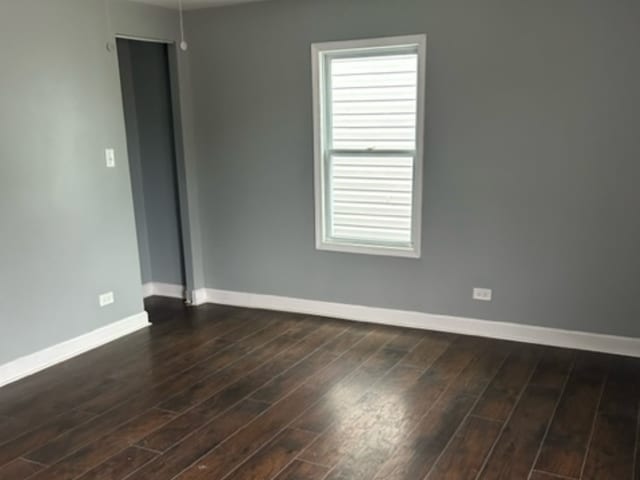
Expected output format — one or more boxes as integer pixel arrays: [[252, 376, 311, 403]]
[[1, 297, 638, 480]]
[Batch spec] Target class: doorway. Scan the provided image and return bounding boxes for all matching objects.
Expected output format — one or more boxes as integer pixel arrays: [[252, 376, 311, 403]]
[[116, 38, 187, 300]]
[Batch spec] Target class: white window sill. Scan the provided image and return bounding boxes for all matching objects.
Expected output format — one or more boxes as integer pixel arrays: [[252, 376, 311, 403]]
[[316, 240, 421, 258]]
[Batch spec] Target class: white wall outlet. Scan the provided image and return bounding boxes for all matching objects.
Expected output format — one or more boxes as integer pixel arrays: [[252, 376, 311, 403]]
[[105, 148, 116, 168], [99, 291, 115, 307], [473, 288, 492, 302]]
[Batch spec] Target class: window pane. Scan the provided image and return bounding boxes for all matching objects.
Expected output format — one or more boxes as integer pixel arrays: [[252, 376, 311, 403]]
[[329, 155, 414, 245], [330, 53, 419, 151], [333, 113, 416, 128], [332, 100, 416, 115], [331, 54, 418, 75]]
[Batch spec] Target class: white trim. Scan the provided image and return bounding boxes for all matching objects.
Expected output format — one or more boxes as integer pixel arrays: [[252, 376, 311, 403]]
[[142, 282, 186, 299], [311, 34, 426, 259], [191, 288, 209, 306], [115, 34, 173, 45], [0, 312, 150, 388], [196, 288, 640, 358], [312, 40, 325, 257]]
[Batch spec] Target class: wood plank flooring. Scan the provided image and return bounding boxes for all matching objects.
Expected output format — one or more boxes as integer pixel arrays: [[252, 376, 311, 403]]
[[0, 297, 638, 480]]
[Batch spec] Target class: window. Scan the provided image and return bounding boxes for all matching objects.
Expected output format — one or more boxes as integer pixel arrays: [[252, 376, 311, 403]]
[[312, 35, 426, 258]]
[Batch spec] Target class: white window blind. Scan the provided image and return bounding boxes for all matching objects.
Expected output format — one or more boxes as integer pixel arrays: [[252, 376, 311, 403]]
[[312, 36, 426, 257]]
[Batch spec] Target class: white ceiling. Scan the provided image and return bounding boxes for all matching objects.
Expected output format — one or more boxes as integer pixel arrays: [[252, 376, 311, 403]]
[[127, 0, 265, 10]]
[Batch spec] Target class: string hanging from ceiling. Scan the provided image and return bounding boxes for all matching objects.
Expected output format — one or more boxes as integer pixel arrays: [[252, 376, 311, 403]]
[[179, 0, 188, 51], [104, 0, 115, 52]]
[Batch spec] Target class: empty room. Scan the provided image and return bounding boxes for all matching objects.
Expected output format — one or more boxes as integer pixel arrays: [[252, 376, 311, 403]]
[[1, 0, 639, 479]]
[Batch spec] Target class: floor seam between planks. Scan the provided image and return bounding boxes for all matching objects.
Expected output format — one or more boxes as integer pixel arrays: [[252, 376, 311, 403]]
[[526, 356, 577, 480]]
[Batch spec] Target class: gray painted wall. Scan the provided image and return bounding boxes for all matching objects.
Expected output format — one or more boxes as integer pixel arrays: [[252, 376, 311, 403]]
[[186, 0, 640, 337], [0, 0, 191, 365], [118, 39, 186, 286]]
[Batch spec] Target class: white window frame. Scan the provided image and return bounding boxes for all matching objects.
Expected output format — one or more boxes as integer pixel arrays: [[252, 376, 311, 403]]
[[312, 34, 426, 258]]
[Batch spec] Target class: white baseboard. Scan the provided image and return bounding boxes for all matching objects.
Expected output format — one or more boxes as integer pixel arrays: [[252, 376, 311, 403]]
[[193, 288, 640, 358], [191, 287, 209, 306], [0, 312, 150, 388], [142, 282, 185, 299]]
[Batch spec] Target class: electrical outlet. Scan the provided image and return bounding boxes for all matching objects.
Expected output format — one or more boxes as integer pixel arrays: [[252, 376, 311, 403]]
[[105, 148, 116, 168], [99, 291, 115, 307], [473, 288, 492, 302]]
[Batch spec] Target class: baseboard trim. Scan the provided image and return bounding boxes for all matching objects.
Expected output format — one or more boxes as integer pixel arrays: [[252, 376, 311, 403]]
[[191, 288, 209, 306], [0, 312, 150, 388], [142, 282, 185, 299], [193, 288, 640, 358]]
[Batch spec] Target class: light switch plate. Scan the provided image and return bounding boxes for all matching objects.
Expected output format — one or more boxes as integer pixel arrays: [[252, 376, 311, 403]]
[[105, 148, 116, 168]]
